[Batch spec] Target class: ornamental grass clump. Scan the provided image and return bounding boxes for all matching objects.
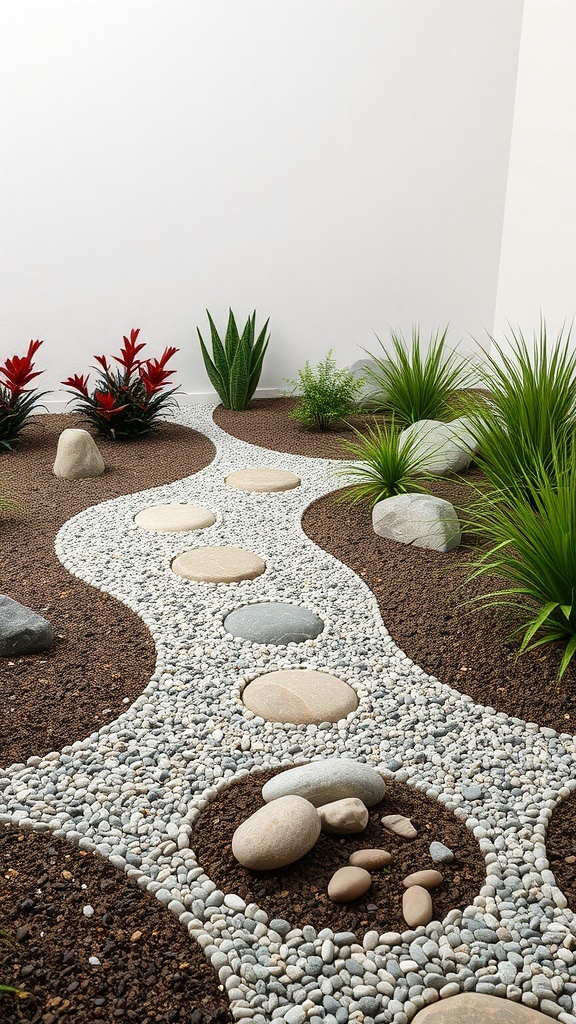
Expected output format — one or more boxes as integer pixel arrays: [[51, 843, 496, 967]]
[[0, 339, 47, 451], [62, 328, 180, 440], [365, 326, 472, 424], [287, 351, 364, 431], [463, 444, 576, 680], [337, 418, 432, 506], [463, 321, 576, 501], [197, 309, 270, 410]]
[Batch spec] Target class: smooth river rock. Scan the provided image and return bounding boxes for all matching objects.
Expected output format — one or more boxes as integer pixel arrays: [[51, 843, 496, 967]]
[[171, 546, 266, 583], [402, 869, 443, 889], [223, 602, 324, 645], [349, 848, 392, 870], [134, 504, 216, 532], [402, 885, 433, 927], [317, 798, 369, 834], [0, 595, 54, 656], [242, 669, 357, 724], [232, 795, 321, 870], [413, 993, 559, 1023], [429, 841, 454, 864], [225, 468, 301, 492], [53, 428, 105, 479], [381, 813, 417, 838], [262, 760, 386, 808], [327, 866, 372, 903]]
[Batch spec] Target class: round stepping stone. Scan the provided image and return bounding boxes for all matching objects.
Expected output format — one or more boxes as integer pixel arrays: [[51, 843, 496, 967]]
[[223, 602, 324, 644], [242, 669, 358, 725], [172, 546, 265, 583], [413, 993, 557, 1023], [225, 468, 301, 492], [134, 504, 216, 532]]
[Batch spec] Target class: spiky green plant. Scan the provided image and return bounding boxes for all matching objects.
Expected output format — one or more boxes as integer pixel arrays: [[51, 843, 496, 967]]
[[364, 326, 472, 424], [287, 351, 364, 431], [197, 309, 270, 410], [463, 443, 576, 680], [336, 418, 433, 506], [463, 321, 576, 500]]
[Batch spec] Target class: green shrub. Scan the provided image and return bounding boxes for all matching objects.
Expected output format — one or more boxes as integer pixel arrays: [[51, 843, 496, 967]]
[[365, 326, 472, 424], [287, 352, 364, 431], [337, 418, 432, 506], [463, 321, 576, 500], [462, 445, 576, 680], [197, 309, 270, 410]]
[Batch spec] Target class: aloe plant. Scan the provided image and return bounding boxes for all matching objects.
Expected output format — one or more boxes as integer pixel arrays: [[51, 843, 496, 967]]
[[197, 309, 270, 410]]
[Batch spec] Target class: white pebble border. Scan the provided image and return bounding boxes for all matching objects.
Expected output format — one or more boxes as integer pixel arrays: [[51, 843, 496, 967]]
[[2, 403, 576, 1024]]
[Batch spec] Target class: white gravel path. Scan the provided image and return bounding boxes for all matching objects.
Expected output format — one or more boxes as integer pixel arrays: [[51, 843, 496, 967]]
[[2, 404, 576, 1023]]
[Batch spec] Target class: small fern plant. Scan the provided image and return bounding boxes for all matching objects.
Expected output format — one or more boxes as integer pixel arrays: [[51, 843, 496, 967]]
[[197, 309, 270, 410], [287, 351, 364, 431]]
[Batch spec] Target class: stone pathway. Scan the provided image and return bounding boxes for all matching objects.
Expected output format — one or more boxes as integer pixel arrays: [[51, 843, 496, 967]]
[[1, 404, 576, 1023]]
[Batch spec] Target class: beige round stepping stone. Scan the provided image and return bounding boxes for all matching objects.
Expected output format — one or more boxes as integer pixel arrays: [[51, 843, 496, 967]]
[[328, 866, 372, 903], [349, 848, 392, 870], [134, 504, 216, 532], [402, 884, 433, 927], [232, 795, 321, 870], [242, 669, 358, 724], [172, 546, 265, 583], [413, 993, 557, 1023], [225, 468, 301, 492]]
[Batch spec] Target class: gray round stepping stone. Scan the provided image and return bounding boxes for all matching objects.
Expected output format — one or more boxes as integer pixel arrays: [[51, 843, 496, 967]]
[[134, 504, 216, 532], [223, 602, 324, 644], [413, 993, 558, 1023], [172, 546, 265, 583], [242, 669, 358, 724], [225, 468, 300, 492]]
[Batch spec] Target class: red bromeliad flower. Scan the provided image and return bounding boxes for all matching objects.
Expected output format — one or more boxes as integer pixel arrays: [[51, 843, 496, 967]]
[[0, 339, 44, 393], [61, 373, 90, 396], [93, 390, 128, 417], [139, 346, 179, 394], [94, 354, 111, 374], [114, 328, 146, 374]]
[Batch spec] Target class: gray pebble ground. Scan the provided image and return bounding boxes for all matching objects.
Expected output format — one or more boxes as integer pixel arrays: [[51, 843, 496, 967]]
[[2, 405, 576, 1023]]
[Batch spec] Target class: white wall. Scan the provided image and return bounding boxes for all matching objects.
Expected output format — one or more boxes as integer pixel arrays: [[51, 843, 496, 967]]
[[0, 0, 523, 404], [493, 0, 576, 349]]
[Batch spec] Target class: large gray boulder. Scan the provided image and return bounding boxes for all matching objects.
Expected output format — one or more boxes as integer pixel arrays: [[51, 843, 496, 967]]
[[348, 358, 391, 409], [372, 492, 461, 552], [400, 418, 474, 475], [262, 760, 385, 808], [53, 428, 105, 480], [0, 595, 54, 656]]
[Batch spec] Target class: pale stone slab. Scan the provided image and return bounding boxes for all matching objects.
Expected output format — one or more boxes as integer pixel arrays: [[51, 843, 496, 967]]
[[232, 795, 321, 870], [262, 760, 385, 807], [372, 492, 461, 553], [328, 866, 372, 903], [242, 669, 357, 725], [225, 468, 301, 492], [349, 848, 392, 870], [402, 884, 433, 927], [223, 602, 324, 644], [381, 814, 417, 838], [53, 428, 105, 479], [134, 504, 216, 532], [402, 869, 443, 889], [317, 797, 369, 834], [172, 546, 265, 583], [413, 993, 558, 1023]]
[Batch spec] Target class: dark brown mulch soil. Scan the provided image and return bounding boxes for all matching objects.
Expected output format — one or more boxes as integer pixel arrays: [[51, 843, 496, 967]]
[[0, 413, 215, 769], [194, 769, 484, 938], [0, 824, 232, 1024]]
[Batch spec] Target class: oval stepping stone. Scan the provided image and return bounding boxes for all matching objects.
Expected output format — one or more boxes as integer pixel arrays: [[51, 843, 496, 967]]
[[413, 993, 557, 1023], [225, 468, 300, 492], [172, 546, 265, 583], [134, 504, 216, 532], [242, 669, 358, 725], [223, 602, 324, 644]]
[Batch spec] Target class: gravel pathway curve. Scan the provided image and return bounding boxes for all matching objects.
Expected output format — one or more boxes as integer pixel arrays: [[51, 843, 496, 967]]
[[2, 405, 576, 1024]]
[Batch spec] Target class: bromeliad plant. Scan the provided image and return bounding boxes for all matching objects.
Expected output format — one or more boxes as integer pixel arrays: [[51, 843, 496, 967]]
[[0, 340, 47, 451], [365, 326, 472, 424], [62, 329, 180, 440], [287, 351, 364, 431], [197, 309, 270, 410], [337, 418, 433, 506]]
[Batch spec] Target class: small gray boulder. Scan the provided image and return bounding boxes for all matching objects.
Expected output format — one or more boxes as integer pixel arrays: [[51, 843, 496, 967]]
[[0, 595, 53, 656], [372, 492, 461, 552], [262, 759, 385, 808], [400, 418, 473, 475], [348, 358, 391, 409]]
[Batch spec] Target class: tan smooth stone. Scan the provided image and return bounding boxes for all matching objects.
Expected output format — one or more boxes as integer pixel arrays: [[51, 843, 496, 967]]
[[53, 428, 105, 479], [242, 669, 358, 725], [381, 813, 417, 838], [317, 798, 369, 835], [402, 869, 443, 890], [402, 885, 433, 927], [232, 795, 321, 870], [328, 866, 372, 903], [226, 468, 301, 492], [349, 848, 392, 870], [413, 993, 558, 1023], [134, 504, 216, 532], [172, 546, 265, 583]]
